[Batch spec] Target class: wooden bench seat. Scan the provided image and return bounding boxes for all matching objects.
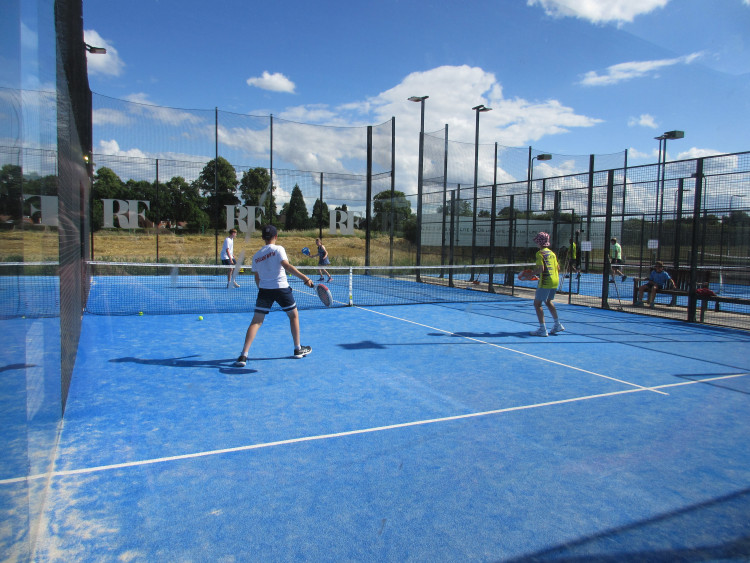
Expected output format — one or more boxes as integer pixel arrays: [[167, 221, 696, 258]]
[[632, 267, 711, 306], [698, 295, 750, 322]]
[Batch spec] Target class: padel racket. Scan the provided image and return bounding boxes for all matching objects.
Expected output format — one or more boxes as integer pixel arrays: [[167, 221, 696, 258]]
[[302, 247, 310, 256], [518, 269, 533, 281], [316, 283, 333, 307]]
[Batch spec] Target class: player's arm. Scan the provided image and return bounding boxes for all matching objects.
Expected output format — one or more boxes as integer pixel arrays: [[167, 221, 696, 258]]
[[282, 260, 314, 287]]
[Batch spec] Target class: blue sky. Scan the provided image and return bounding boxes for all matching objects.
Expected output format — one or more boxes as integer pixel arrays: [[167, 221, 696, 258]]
[[82, 0, 750, 190]]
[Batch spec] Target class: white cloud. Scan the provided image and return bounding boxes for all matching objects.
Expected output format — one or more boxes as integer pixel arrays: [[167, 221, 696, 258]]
[[363, 65, 601, 146], [246, 71, 296, 93], [527, 0, 669, 24], [676, 147, 724, 160], [627, 147, 655, 160], [96, 65, 604, 196], [124, 93, 206, 126], [580, 53, 700, 86], [252, 65, 603, 190], [98, 139, 147, 158], [92, 108, 131, 126], [628, 114, 657, 128], [83, 30, 125, 77]]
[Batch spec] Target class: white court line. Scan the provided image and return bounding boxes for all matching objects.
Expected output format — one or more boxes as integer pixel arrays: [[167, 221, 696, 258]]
[[3, 372, 746, 486], [355, 305, 669, 396]]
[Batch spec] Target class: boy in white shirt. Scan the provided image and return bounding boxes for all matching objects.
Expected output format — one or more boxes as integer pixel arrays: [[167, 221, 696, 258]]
[[221, 228, 240, 288], [234, 225, 314, 367]]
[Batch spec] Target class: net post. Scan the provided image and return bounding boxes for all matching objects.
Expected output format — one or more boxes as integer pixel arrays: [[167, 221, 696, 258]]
[[687, 159, 704, 322], [601, 170, 615, 309], [348, 267, 353, 306]]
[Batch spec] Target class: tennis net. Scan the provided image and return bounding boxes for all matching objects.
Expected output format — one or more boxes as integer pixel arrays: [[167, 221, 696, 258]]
[[83, 261, 535, 316], [0, 262, 60, 319]]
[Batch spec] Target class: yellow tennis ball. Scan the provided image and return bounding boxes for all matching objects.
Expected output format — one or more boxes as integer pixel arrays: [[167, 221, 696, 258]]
[[198, 316, 203, 321], [138, 311, 143, 316]]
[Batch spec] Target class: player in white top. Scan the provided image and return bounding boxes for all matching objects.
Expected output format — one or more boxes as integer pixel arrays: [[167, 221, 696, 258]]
[[221, 228, 240, 288], [234, 225, 314, 367]]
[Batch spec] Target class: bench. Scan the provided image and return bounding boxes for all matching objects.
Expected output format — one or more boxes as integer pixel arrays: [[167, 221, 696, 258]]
[[698, 295, 750, 322], [632, 267, 711, 306]]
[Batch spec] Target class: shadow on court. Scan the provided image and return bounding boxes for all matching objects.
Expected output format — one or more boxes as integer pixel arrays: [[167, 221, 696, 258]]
[[505, 487, 750, 562]]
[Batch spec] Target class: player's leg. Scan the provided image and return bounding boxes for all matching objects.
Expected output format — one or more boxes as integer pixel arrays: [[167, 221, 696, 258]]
[[635, 284, 645, 305], [546, 296, 565, 334], [286, 308, 301, 349], [234, 311, 266, 366], [277, 287, 311, 357], [530, 294, 548, 337], [235, 290, 273, 366]]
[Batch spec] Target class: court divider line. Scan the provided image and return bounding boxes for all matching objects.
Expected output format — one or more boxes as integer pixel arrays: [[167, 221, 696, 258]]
[[355, 305, 669, 396], [3, 372, 746, 486]]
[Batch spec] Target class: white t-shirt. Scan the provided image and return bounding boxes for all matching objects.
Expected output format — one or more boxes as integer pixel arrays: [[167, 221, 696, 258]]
[[252, 244, 289, 289], [221, 236, 234, 260]]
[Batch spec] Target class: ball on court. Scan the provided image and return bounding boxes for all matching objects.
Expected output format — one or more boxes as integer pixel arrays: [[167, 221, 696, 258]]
[[138, 311, 143, 316], [198, 316, 203, 321]]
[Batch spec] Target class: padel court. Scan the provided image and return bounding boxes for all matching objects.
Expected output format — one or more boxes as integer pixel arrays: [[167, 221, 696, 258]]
[[23, 282, 750, 561]]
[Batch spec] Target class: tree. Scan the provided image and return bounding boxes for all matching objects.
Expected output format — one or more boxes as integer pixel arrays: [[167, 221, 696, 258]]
[[0, 164, 22, 218], [91, 167, 125, 230], [239, 167, 278, 226], [163, 176, 208, 231], [124, 179, 156, 226], [197, 157, 239, 229], [311, 198, 330, 230], [284, 185, 309, 230], [372, 190, 412, 232]]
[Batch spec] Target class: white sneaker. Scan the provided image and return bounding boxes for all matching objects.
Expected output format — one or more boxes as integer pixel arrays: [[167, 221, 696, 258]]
[[529, 326, 548, 337], [549, 323, 565, 335]]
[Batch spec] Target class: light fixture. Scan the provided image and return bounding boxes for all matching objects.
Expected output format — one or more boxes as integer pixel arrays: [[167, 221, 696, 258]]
[[84, 43, 107, 54]]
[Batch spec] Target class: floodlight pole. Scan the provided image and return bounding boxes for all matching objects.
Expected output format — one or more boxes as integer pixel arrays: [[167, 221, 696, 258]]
[[655, 130, 684, 260], [471, 104, 491, 276], [409, 96, 429, 279], [525, 152, 552, 258]]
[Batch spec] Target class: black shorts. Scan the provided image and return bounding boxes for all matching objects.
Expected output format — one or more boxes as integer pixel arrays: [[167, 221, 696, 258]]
[[611, 258, 622, 265], [255, 287, 297, 314], [222, 258, 236, 266]]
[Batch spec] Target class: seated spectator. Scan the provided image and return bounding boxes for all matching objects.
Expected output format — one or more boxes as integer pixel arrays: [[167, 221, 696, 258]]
[[636, 261, 675, 308]]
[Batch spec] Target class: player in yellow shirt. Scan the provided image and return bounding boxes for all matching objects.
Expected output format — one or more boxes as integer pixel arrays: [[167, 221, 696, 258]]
[[529, 232, 564, 337]]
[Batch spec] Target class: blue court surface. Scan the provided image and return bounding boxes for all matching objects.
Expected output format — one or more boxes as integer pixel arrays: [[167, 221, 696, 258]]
[[27, 299, 750, 560]]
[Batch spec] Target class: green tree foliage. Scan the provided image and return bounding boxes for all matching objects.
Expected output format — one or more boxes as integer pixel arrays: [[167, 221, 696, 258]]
[[198, 157, 239, 229], [284, 185, 309, 230], [372, 190, 412, 232], [0, 164, 22, 218], [163, 176, 208, 231], [91, 167, 125, 230], [239, 167, 277, 226], [311, 198, 329, 230]]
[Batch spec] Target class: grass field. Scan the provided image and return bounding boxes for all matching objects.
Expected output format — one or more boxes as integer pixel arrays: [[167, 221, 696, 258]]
[[0, 228, 416, 266]]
